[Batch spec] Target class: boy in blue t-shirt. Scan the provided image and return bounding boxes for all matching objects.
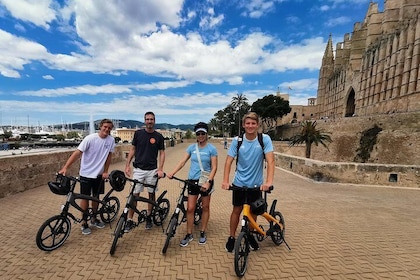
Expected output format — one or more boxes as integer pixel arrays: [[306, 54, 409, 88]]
[[221, 112, 274, 252]]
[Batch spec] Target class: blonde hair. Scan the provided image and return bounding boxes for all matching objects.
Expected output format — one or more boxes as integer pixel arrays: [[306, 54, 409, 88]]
[[242, 112, 260, 125]]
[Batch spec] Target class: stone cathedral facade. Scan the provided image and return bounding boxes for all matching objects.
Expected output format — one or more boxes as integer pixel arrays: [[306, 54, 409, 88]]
[[316, 0, 420, 119]]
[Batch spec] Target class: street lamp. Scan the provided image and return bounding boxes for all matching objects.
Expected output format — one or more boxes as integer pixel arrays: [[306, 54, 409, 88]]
[[236, 107, 241, 136]]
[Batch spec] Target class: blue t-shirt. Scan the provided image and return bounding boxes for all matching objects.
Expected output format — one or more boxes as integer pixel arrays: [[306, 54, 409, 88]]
[[186, 143, 218, 180], [227, 134, 273, 187]]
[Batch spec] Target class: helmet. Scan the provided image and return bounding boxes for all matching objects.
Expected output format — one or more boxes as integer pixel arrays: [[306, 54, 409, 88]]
[[109, 170, 126, 192], [48, 176, 71, 195], [194, 122, 208, 133], [250, 198, 267, 215]]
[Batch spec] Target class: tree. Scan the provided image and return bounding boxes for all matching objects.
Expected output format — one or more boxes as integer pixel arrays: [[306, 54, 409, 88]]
[[288, 120, 332, 158], [230, 93, 251, 135], [66, 131, 79, 139], [251, 94, 291, 132]]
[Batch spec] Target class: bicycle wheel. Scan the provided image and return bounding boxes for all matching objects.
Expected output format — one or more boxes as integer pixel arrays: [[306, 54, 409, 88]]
[[194, 199, 202, 225], [110, 216, 125, 255], [234, 231, 250, 277], [153, 198, 170, 226], [36, 215, 71, 251], [100, 196, 120, 223], [162, 216, 178, 254], [271, 211, 285, 246]]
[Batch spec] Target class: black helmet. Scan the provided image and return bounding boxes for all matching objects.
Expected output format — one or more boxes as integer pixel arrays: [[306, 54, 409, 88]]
[[194, 122, 208, 133], [109, 170, 126, 192], [48, 175, 71, 195]]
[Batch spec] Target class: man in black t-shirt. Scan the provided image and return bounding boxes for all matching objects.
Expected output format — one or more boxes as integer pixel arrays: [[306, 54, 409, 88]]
[[125, 111, 165, 231]]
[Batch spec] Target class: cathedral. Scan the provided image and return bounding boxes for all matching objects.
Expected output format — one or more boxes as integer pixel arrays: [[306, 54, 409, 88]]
[[316, 0, 419, 119]]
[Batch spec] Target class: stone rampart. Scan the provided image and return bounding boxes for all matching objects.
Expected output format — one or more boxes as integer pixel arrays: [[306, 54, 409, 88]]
[[0, 145, 125, 198], [275, 153, 419, 188]]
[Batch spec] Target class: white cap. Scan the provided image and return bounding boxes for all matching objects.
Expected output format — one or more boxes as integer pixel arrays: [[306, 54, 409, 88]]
[[195, 128, 207, 133]]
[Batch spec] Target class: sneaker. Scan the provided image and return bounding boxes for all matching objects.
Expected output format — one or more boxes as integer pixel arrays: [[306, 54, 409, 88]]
[[248, 234, 260, 251], [225, 236, 235, 252], [91, 219, 105, 229], [81, 224, 91, 235], [124, 220, 135, 233], [180, 234, 193, 247], [145, 216, 153, 230], [199, 231, 207, 245]]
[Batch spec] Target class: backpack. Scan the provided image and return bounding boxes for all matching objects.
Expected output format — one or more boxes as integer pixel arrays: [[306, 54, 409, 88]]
[[236, 133, 265, 167]]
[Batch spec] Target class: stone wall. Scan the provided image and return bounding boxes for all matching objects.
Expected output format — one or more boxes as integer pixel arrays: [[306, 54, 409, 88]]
[[0, 145, 125, 198], [274, 153, 419, 188]]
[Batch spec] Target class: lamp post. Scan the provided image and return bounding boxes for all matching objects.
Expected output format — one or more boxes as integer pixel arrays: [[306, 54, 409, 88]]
[[236, 107, 241, 136]]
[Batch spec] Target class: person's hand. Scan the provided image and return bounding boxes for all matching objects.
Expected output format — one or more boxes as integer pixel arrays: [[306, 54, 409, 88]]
[[221, 181, 230, 190], [125, 166, 131, 177], [260, 183, 272, 192], [58, 167, 66, 176], [156, 170, 165, 178], [200, 181, 210, 192], [166, 173, 174, 179], [102, 172, 109, 180]]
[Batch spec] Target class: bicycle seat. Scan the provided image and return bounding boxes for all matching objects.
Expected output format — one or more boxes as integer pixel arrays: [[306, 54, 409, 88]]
[[109, 170, 126, 192]]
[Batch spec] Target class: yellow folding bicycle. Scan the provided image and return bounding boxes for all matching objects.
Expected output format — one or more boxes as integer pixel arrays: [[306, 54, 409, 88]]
[[229, 185, 291, 277]]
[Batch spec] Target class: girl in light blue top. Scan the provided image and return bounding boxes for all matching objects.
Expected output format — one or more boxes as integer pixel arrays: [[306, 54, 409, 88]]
[[167, 122, 218, 247]]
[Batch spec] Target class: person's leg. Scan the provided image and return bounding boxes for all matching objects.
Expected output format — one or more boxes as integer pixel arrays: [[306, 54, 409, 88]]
[[186, 194, 198, 234], [200, 195, 210, 233], [79, 177, 92, 234], [230, 205, 243, 237]]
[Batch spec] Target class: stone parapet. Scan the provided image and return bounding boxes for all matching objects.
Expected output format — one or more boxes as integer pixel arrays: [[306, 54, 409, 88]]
[[275, 153, 419, 188]]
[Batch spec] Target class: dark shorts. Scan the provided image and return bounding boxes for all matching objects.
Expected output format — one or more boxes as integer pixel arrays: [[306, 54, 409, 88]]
[[232, 185, 262, 207], [187, 180, 214, 197], [80, 175, 104, 198]]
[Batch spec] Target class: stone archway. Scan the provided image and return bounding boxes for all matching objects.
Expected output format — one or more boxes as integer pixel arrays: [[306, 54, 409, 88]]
[[345, 88, 356, 117]]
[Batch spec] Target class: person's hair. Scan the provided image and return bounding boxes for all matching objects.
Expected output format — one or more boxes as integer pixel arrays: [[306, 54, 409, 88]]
[[194, 122, 208, 132], [99, 119, 114, 128], [242, 112, 259, 124], [144, 111, 155, 119]]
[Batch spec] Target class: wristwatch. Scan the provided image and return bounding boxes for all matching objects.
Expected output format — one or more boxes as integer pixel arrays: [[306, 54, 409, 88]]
[[207, 179, 213, 184]]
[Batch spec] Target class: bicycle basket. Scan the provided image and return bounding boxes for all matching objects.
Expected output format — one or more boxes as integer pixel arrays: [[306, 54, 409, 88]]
[[250, 198, 267, 215], [48, 176, 71, 195], [109, 170, 126, 192]]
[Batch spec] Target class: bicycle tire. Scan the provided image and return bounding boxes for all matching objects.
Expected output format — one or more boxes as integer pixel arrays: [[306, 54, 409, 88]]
[[271, 211, 285, 246], [36, 215, 71, 251], [234, 231, 250, 277], [153, 198, 170, 226], [100, 196, 120, 223], [110, 216, 125, 255], [162, 217, 178, 254], [194, 199, 203, 225]]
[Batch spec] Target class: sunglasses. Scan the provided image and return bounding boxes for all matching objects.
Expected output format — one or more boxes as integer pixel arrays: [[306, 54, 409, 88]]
[[196, 132, 207, 136]]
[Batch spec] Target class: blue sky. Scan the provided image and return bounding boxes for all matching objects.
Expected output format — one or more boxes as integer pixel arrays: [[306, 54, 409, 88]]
[[0, 0, 383, 126]]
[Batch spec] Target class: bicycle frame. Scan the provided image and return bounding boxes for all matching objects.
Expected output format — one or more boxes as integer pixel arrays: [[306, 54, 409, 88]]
[[62, 186, 116, 222], [121, 178, 167, 221], [240, 204, 283, 236]]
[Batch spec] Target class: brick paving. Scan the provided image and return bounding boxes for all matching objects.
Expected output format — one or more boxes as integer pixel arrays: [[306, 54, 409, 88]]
[[1, 142, 420, 279]]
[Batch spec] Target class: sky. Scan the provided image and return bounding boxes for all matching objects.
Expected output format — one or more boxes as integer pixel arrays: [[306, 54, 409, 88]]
[[0, 0, 384, 127]]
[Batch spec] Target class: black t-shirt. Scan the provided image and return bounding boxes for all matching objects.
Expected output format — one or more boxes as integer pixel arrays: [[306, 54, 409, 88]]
[[132, 129, 165, 170]]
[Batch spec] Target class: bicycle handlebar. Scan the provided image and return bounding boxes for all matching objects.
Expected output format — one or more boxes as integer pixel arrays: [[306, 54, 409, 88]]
[[228, 185, 273, 193], [169, 175, 198, 187], [125, 173, 162, 189]]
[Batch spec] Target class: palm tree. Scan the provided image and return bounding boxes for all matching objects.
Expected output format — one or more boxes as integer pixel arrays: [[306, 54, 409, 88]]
[[289, 120, 332, 158], [231, 93, 248, 135]]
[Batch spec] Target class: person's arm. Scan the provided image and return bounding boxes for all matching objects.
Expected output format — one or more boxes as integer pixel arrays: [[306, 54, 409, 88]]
[[102, 152, 113, 179], [59, 149, 82, 175], [157, 149, 165, 178], [221, 155, 234, 190], [167, 152, 190, 179], [125, 145, 135, 177], [261, 151, 274, 191]]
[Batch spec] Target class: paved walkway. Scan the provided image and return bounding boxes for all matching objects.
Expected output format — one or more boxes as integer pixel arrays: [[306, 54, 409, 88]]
[[1, 142, 420, 279]]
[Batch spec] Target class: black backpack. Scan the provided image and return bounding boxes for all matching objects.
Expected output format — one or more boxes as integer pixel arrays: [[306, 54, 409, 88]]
[[236, 133, 265, 167]]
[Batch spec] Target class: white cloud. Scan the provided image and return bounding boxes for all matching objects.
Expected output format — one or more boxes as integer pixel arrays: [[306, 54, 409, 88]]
[[0, 0, 57, 29], [42, 75, 54, 80]]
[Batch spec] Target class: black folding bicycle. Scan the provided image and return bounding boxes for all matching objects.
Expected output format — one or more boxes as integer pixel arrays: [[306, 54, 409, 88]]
[[162, 176, 203, 254], [109, 170, 170, 256], [36, 173, 121, 251]]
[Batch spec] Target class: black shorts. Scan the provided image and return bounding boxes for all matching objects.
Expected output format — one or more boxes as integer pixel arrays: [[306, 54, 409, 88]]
[[80, 175, 104, 198], [187, 180, 214, 197], [232, 185, 262, 207]]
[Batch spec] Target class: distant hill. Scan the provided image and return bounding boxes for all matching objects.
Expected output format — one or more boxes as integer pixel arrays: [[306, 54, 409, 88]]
[[59, 120, 195, 131]]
